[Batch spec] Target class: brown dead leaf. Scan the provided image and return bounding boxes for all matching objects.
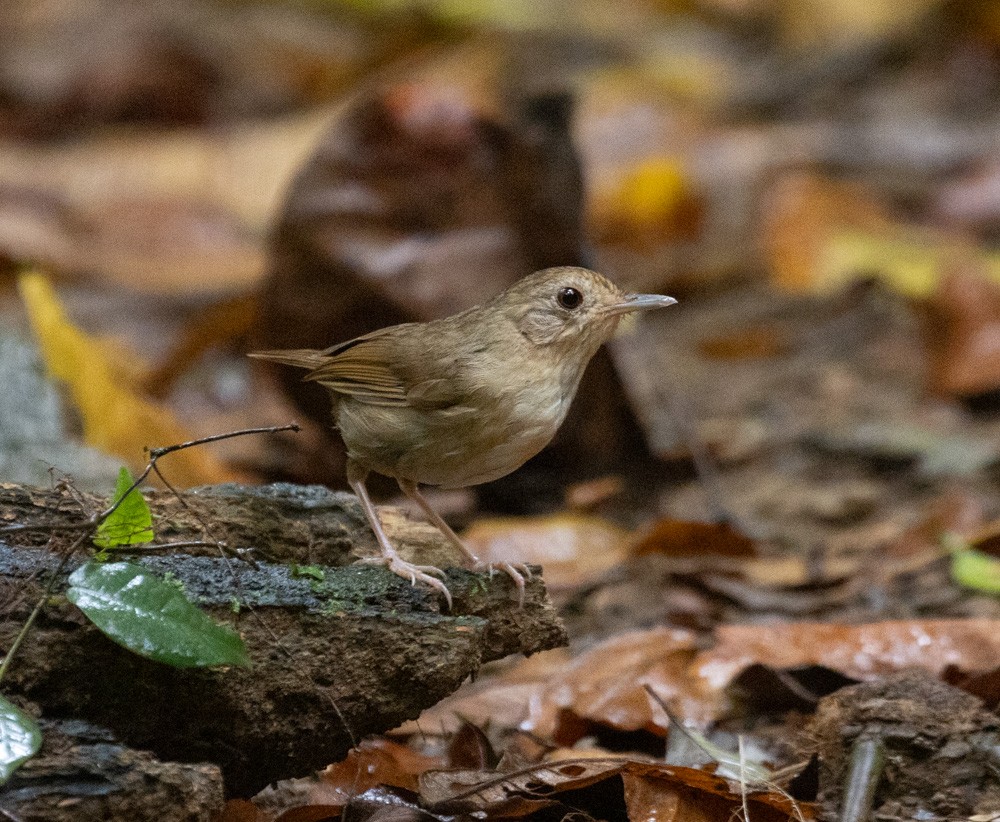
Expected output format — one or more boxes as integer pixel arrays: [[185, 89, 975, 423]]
[[925, 264, 1000, 397], [694, 620, 1000, 692], [18, 271, 237, 486], [462, 514, 630, 590], [632, 518, 757, 558], [523, 627, 719, 740], [396, 648, 572, 737], [422, 757, 809, 821], [316, 739, 446, 807], [698, 325, 789, 360]]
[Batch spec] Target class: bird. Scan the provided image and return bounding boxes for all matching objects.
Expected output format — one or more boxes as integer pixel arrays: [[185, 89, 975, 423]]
[[251, 266, 676, 608]]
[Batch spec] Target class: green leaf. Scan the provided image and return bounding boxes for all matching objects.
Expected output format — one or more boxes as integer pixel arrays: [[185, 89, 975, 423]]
[[0, 696, 41, 784], [67, 561, 250, 668], [94, 467, 154, 549], [951, 548, 1000, 595]]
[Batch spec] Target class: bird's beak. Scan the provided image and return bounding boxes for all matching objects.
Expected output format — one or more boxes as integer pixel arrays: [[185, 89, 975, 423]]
[[606, 293, 678, 316]]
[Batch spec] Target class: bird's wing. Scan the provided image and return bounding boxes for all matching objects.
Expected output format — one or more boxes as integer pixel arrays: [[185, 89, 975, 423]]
[[254, 324, 470, 409], [302, 326, 413, 407]]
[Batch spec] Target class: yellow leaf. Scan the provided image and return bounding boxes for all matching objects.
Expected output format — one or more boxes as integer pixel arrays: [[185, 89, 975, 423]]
[[589, 156, 702, 248], [763, 171, 1000, 297], [17, 272, 236, 487]]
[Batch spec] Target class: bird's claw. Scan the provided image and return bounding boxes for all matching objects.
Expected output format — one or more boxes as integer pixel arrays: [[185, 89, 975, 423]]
[[356, 555, 453, 609], [471, 561, 532, 607]]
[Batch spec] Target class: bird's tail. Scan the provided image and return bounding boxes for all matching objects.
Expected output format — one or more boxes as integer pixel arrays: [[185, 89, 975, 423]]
[[248, 349, 328, 371]]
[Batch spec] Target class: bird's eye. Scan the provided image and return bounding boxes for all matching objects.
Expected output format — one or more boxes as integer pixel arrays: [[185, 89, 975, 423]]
[[557, 287, 583, 310]]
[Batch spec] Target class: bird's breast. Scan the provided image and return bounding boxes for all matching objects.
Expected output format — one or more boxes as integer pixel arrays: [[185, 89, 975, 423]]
[[338, 359, 580, 488]]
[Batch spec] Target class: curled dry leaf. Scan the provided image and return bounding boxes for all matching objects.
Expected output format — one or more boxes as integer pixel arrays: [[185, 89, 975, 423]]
[[694, 620, 1000, 693], [461, 514, 630, 591], [18, 272, 237, 486], [523, 627, 720, 741], [314, 739, 446, 808], [396, 648, 572, 737]]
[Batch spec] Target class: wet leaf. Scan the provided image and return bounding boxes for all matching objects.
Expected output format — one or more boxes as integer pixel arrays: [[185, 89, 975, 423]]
[[94, 467, 154, 549], [0, 696, 41, 785], [694, 620, 1000, 690], [66, 560, 250, 668], [318, 739, 445, 804], [18, 272, 237, 486]]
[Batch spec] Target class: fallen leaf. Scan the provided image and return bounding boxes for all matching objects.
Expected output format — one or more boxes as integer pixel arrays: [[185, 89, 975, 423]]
[[632, 519, 757, 558], [925, 264, 1000, 397], [589, 156, 703, 249], [421, 757, 810, 820], [462, 514, 630, 590], [18, 272, 237, 486], [523, 627, 719, 740], [698, 325, 789, 360], [762, 171, 1000, 297], [317, 739, 446, 804], [694, 620, 1000, 692], [396, 648, 572, 737]]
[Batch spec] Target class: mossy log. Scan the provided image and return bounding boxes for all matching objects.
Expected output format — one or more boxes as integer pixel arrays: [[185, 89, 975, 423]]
[[0, 482, 567, 797]]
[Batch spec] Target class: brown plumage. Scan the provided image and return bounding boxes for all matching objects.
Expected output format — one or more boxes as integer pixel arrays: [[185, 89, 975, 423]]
[[251, 266, 675, 607]]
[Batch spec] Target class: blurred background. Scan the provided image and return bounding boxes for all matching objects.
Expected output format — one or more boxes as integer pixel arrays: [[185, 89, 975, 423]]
[[2, 0, 1000, 545]]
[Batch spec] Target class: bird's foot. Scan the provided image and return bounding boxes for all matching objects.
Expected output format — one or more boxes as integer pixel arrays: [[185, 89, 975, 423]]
[[357, 553, 453, 610], [470, 561, 532, 607]]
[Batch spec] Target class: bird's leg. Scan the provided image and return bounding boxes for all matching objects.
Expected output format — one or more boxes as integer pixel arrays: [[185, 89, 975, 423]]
[[347, 461, 452, 609], [397, 478, 530, 606]]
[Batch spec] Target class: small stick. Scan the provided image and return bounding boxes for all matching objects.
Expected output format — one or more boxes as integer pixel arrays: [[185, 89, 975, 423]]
[[839, 735, 885, 822]]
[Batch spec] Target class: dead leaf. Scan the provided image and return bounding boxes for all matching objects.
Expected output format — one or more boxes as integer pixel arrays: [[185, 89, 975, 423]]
[[632, 518, 757, 558], [216, 799, 270, 822], [422, 757, 810, 820], [18, 271, 237, 486], [589, 156, 703, 249], [316, 739, 446, 807], [523, 627, 719, 740], [462, 514, 630, 590], [694, 620, 1000, 692], [396, 648, 572, 737], [761, 171, 1000, 297], [698, 325, 789, 360], [925, 264, 1000, 397]]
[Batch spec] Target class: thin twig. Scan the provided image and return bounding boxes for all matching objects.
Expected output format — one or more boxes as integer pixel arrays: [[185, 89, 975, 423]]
[[0, 423, 301, 536], [0, 530, 90, 686]]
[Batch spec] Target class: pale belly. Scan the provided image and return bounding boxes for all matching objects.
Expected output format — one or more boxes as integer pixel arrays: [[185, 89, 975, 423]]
[[338, 384, 571, 488]]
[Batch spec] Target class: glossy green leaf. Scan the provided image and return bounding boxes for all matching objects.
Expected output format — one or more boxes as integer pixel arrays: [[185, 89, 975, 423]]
[[67, 561, 250, 668], [951, 548, 1000, 595], [0, 696, 41, 784], [94, 467, 154, 549]]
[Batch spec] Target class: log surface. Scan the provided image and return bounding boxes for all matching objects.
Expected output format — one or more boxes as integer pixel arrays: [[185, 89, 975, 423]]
[[0, 482, 567, 796]]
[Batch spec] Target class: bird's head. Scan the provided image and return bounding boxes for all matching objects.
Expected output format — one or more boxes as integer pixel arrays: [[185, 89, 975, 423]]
[[499, 266, 676, 355]]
